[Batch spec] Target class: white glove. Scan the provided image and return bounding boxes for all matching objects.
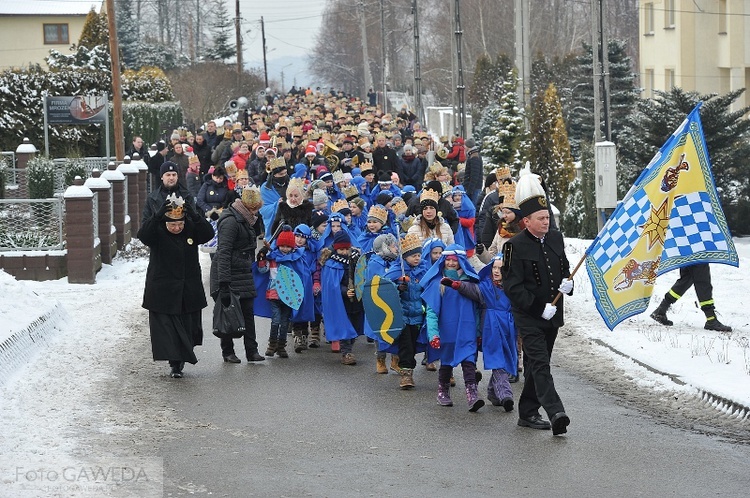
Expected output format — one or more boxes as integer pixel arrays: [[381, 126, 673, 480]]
[[558, 278, 574, 295], [542, 303, 557, 320]]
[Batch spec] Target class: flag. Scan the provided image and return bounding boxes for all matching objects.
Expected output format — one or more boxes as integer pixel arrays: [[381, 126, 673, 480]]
[[585, 103, 738, 330]]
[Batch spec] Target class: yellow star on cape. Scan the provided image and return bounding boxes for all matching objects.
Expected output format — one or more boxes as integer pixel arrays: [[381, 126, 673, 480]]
[[641, 199, 670, 250]]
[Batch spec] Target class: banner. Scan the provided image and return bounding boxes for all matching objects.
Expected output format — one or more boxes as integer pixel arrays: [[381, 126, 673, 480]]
[[46, 95, 107, 124], [585, 103, 738, 330]]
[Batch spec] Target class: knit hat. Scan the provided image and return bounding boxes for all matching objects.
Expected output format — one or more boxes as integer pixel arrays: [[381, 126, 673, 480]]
[[350, 197, 366, 211], [333, 230, 352, 250], [318, 171, 333, 183], [276, 229, 296, 248], [312, 189, 328, 206], [425, 180, 443, 195], [373, 233, 397, 257], [401, 232, 422, 258], [293, 224, 312, 238], [377, 170, 392, 184], [160, 161, 178, 177], [240, 185, 263, 210], [375, 191, 393, 206], [305, 143, 317, 156], [367, 204, 388, 225], [485, 173, 498, 189], [311, 210, 329, 228], [259, 132, 271, 144], [156, 140, 166, 152]]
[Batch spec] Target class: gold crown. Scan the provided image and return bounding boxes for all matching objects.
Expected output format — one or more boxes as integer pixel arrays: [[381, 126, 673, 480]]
[[241, 186, 263, 210], [498, 182, 518, 209], [292, 126, 303, 137], [367, 204, 388, 224], [224, 161, 237, 177], [164, 193, 185, 220], [287, 177, 306, 194], [331, 199, 349, 213], [420, 189, 440, 205], [390, 198, 408, 216], [496, 166, 512, 181], [332, 169, 345, 184], [401, 232, 422, 254], [359, 161, 373, 173], [268, 157, 287, 171], [342, 185, 359, 200]]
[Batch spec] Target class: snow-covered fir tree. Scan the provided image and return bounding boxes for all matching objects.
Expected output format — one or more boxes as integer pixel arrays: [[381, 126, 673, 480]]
[[205, 1, 236, 62], [478, 71, 527, 174], [115, 0, 140, 69], [527, 83, 575, 213]]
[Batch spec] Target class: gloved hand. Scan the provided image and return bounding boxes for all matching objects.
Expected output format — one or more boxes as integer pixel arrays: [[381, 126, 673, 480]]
[[475, 243, 485, 255], [155, 199, 171, 219], [440, 277, 461, 290], [542, 303, 557, 320], [558, 278, 573, 295], [219, 282, 230, 306], [397, 282, 407, 292], [429, 336, 441, 349], [209, 209, 220, 221], [184, 200, 201, 221], [256, 246, 268, 263], [313, 282, 322, 296]]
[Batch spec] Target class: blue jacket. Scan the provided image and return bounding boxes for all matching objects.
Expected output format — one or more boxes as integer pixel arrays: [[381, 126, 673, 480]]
[[197, 174, 229, 213], [385, 259, 427, 325]]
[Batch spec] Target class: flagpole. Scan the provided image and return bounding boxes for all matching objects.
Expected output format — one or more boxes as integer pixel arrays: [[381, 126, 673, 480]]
[[551, 255, 587, 306]]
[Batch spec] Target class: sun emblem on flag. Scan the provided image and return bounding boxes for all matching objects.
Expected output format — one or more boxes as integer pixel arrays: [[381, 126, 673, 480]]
[[640, 199, 670, 250]]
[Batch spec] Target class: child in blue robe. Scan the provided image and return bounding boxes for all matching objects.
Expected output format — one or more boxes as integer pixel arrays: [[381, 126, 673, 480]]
[[363, 234, 400, 373]]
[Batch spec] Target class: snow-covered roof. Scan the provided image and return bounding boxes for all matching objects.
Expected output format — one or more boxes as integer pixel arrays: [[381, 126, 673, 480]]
[[0, 1, 102, 16]]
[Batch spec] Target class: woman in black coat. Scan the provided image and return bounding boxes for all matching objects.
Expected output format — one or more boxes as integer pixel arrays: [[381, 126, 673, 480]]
[[138, 196, 214, 378], [209, 187, 266, 363]]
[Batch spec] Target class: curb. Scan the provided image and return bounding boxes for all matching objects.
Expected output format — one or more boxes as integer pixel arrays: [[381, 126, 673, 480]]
[[0, 302, 69, 385], [591, 338, 750, 422]]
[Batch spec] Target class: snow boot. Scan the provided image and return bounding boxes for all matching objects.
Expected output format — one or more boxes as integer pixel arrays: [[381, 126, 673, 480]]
[[703, 305, 732, 332], [376, 355, 388, 374], [276, 339, 289, 358], [399, 369, 415, 390], [437, 382, 453, 406], [490, 370, 514, 412], [309, 326, 321, 348], [390, 355, 400, 373], [465, 383, 485, 412], [265, 339, 277, 357]]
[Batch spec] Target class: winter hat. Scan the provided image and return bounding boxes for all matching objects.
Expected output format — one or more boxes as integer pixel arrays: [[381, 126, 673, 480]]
[[516, 168, 547, 218], [373, 233, 397, 257], [485, 173, 498, 189], [425, 180, 443, 195], [401, 232, 422, 258], [332, 230, 352, 250], [170, 132, 180, 141], [293, 224, 312, 238], [465, 138, 476, 148], [160, 161, 178, 177], [312, 189, 328, 206], [350, 197, 366, 211], [311, 210, 329, 228], [402, 185, 416, 193], [318, 171, 333, 183], [156, 140, 167, 152], [375, 191, 393, 206], [402, 144, 415, 156], [367, 204, 388, 225], [351, 167, 361, 177], [240, 185, 263, 210], [305, 143, 318, 156], [259, 132, 271, 144], [420, 188, 440, 210], [377, 170, 392, 184], [276, 229, 296, 248]]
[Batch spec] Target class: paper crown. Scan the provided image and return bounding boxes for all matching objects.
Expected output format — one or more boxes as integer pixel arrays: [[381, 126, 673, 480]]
[[292, 126, 303, 137], [331, 198, 349, 213], [287, 177, 306, 194], [164, 193, 185, 220], [332, 169, 345, 184], [342, 185, 359, 200], [390, 197, 408, 216], [235, 169, 249, 180], [224, 161, 237, 177], [267, 157, 287, 173], [401, 232, 422, 256], [367, 204, 388, 225], [420, 188, 440, 206], [496, 166, 512, 181], [359, 161, 374, 173], [498, 182, 518, 209], [515, 165, 547, 217], [241, 185, 263, 210]]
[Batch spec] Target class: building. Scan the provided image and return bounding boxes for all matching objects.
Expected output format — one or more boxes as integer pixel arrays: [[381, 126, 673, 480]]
[[639, 0, 749, 110], [0, 2, 102, 70]]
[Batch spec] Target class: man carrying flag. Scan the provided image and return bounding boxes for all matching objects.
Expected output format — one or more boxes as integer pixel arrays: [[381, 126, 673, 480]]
[[585, 103, 738, 331]]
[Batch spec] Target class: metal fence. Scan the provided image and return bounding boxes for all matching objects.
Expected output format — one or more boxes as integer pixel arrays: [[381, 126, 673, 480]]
[[0, 198, 65, 251]]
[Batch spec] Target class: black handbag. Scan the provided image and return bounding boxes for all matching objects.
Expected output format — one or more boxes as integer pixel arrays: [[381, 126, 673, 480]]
[[212, 291, 246, 339]]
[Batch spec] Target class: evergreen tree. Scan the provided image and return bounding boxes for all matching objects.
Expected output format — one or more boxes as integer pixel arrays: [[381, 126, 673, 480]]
[[617, 87, 750, 232], [115, 0, 140, 69], [468, 53, 512, 111], [527, 83, 575, 213], [205, 1, 236, 62], [478, 70, 527, 174], [567, 39, 638, 158], [77, 9, 109, 50], [561, 142, 598, 238]]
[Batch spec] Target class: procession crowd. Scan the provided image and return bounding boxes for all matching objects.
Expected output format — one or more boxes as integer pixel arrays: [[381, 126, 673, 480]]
[[134, 90, 573, 436]]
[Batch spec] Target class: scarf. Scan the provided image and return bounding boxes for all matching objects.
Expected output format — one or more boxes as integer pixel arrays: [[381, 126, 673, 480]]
[[232, 199, 257, 226]]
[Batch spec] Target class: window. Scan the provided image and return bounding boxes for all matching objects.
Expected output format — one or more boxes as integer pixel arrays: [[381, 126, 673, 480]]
[[43, 24, 69, 44], [644, 2, 654, 35], [665, 68, 675, 90], [664, 0, 675, 28], [718, 0, 727, 34]]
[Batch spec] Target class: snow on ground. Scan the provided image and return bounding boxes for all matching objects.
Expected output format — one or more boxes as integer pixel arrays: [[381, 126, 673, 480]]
[[0, 237, 748, 469]]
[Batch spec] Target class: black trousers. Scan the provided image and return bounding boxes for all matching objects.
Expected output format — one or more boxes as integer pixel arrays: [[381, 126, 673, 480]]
[[668, 263, 713, 304], [397, 324, 421, 369], [220, 297, 258, 359], [518, 324, 565, 420]]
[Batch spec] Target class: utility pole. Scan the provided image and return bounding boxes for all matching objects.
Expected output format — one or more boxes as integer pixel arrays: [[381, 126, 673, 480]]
[[379, 0, 388, 111], [235, 0, 242, 89], [105, 0, 124, 160], [412, 0, 423, 124], [514, 0, 531, 123], [261, 16, 269, 89], [454, 0, 466, 139], [592, 0, 611, 142], [359, 0, 372, 98]]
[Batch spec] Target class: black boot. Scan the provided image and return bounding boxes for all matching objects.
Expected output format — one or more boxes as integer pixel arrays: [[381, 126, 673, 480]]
[[650, 299, 673, 326], [703, 306, 732, 332]]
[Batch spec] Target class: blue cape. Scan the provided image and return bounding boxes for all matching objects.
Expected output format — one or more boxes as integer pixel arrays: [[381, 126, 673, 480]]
[[260, 180, 282, 238], [321, 257, 359, 341], [452, 191, 476, 251], [420, 237, 446, 269], [362, 254, 398, 353], [252, 247, 314, 321]]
